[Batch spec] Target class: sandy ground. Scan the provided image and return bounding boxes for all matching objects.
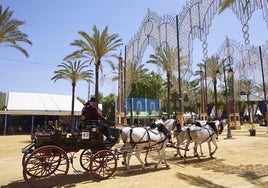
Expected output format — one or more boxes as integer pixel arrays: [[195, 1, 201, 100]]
[[1, 124, 268, 188]]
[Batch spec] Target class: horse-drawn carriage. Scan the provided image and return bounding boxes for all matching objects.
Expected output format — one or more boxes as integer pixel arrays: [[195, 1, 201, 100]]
[[21, 118, 221, 188], [21, 120, 121, 188]]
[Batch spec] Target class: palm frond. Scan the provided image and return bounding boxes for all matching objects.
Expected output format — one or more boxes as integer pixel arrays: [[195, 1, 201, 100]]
[[218, 0, 236, 14]]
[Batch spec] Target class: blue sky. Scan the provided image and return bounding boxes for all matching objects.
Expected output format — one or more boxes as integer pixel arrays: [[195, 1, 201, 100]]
[[1, 0, 267, 101]]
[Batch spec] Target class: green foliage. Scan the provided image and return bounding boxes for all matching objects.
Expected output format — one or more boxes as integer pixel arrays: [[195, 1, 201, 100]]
[[129, 71, 163, 99], [101, 93, 116, 126], [51, 60, 92, 132], [136, 109, 141, 116], [0, 5, 32, 57], [246, 121, 256, 130], [218, 0, 236, 14], [147, 46, 178, 118], [65, 25, 123, 101], [147, 109, 152, 116]]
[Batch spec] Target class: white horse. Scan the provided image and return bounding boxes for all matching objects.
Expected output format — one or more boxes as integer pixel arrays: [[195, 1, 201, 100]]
[[181, 120, 221, 162], [120, 119, 176, 172], [120, 119, 163, 166], [173, 124, 193, 158], [173, 122, 205, 158]]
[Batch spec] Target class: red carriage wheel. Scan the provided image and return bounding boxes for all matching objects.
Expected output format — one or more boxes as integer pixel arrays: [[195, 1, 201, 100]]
[[79, 149, 93, 171], [89, 150, 117, 180], [23, 145, 69, 188]]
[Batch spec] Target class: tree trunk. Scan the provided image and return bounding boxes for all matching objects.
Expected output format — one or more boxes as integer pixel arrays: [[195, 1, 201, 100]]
[[95, 61, 100, 101], [214, 78, 218, 119], [167, 72, 170, 118], [70, 82, 76, 133]]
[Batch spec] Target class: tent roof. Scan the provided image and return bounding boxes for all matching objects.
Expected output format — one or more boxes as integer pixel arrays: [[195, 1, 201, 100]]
[[0, 92, 84, 115]]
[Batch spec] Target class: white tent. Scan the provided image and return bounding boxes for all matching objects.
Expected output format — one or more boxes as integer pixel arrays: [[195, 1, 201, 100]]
[[1, 92, 84, 116], [0, 92, 84, 135]]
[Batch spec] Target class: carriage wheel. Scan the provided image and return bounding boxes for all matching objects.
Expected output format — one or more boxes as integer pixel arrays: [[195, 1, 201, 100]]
[[23, 145, 69, 188], [89, 150, 117, 180], [79, 149, 93, 171]]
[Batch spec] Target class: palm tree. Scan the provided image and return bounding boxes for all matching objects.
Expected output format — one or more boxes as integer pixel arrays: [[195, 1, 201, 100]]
[[183, 80, 200, 114], [194, 63, 206, 118], [204, 56, 220, 118], [219, 0, 236, 13], [125, 60, 149, 97], [240, 78, 254, 122], [125, 60, 148, 124], [65, 25, 123, 102], [51, 60, 93, 132], [147, 46, 177, 118], [0, 5, 32, 57]]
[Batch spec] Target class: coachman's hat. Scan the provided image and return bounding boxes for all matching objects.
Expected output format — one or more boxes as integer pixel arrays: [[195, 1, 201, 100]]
[[84, 97, 97, 106], [89, 97, 96, 102]]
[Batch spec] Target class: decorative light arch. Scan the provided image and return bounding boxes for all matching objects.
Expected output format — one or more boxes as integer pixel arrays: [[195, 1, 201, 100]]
[[126, 0, 268, 75], [126, 9, 177, 64], [125, 0, 268, 116]]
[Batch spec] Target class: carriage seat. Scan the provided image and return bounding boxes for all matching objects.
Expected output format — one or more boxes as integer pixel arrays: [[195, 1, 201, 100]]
[[79, 120, 101, 131]]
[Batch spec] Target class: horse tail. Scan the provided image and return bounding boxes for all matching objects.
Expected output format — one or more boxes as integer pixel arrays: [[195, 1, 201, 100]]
[[219, 122, 224, 134], [186, 127, 192, 140], [129, 128, 134, 143], [120, 127, 133, 143]]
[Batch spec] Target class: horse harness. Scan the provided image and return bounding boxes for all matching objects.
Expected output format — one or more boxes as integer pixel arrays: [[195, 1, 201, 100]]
[[128, 125, 170, 150], [186, 124, 217, 144]]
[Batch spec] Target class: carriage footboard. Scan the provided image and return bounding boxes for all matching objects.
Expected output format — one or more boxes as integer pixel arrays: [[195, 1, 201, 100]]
[[21, 142, 35, 154]]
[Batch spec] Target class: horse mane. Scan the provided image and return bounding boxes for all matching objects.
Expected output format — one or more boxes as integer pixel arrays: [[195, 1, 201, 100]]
[[206, 121, 219, 137], [207, 121, 215, 127], [157, 123, 166, 133], [149, 122, 157, 129], [194, 121, 202, 127]]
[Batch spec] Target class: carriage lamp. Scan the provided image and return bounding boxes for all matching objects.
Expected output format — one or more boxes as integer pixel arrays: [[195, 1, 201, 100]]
[[91, 127, 97, 132]]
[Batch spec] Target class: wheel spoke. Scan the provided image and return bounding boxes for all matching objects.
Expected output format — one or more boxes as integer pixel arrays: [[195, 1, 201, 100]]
[[89, 150, 117, 180], [23, 145, 69, 188]]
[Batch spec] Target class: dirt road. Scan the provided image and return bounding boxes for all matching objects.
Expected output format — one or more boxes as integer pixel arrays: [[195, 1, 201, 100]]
[[1, 125, 268, 188]]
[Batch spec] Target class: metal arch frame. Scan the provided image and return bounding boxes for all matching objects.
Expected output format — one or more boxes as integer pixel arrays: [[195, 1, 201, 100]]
[[217, 38, 267, 85], [126, 0, 268, 72], [124, 0, 268, 118], [176, 0, 268, 68], [126, 9, 176, 65]]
